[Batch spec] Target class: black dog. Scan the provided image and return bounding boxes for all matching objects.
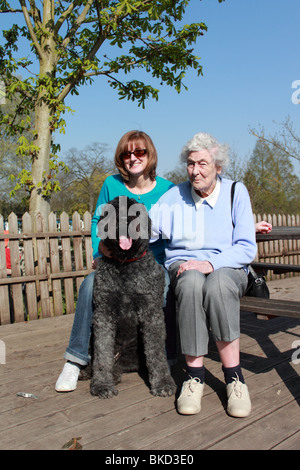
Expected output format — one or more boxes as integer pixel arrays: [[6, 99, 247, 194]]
[[89, 196, 176, 399]]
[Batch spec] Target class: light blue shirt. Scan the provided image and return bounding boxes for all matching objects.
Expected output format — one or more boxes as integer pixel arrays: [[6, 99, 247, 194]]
[[150, 177, 257, 270]]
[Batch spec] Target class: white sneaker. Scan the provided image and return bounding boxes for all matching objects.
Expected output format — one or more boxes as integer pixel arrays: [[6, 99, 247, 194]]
[[55, 362, 80, 392], [226, 376, 251, 418], [177, 378, 204, 415]]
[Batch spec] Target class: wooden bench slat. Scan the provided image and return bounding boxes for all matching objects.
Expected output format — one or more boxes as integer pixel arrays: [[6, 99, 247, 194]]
[[241, 306, 300, 317], [240, 297, 300, 319], [251, 262, 300, 274], [241, 297, 300, 307], [256, 226, 300, 241]]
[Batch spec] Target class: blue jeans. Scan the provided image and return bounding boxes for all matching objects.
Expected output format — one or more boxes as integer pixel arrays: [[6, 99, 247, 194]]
[[64, 267, 176, 365], [64, 271, 95, 365]]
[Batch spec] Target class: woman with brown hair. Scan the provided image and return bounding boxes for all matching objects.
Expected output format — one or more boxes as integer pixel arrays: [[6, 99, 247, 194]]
[[56, 130, 175, 392]]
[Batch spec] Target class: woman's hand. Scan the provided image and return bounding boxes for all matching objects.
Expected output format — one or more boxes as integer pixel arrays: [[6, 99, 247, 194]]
[[255, 221, 272, 234], [176, 260, 214, 277], [92, 257, 99, 269]]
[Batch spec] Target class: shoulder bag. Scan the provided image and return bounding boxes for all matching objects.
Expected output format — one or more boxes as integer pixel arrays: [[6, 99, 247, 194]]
[[231, 182, 270, 299]]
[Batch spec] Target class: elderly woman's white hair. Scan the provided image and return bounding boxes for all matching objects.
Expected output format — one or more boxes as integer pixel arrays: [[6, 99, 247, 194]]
[[180, 132, 230, 172]]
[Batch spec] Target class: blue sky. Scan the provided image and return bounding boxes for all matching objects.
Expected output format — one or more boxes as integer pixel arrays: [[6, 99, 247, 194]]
[[4, 0, 300, 175]]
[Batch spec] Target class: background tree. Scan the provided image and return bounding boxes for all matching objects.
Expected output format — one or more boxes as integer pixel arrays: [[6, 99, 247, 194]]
[[244, 139, 300, 214], [250, 116, 300, 164], [223, 148, 248, 182], [0, 0, 224, 227], [0, 93, 32, 216], [50, 142, 113, 214], [163, 161, 186, 185]]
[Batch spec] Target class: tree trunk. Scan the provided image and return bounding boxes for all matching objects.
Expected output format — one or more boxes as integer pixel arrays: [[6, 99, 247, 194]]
[[29, 99, 52, 230], [29, 0, 57, 231]]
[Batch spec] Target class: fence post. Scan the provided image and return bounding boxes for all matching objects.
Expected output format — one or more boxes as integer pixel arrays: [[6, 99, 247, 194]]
[[22, 212, 38, 320], [36, 213, 51, 317], [8, 212, 24, 322], [84, 211, 93, 270], [60, 212, 75, 315], [49, 212, 64, 316], [0, 216, 10, 325]]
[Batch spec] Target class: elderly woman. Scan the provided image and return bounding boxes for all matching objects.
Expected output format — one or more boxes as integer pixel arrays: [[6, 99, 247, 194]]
[[150, 132, 257, 417]]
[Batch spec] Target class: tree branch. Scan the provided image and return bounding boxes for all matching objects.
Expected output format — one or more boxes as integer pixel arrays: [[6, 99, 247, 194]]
[[250, 127, 300, 163], [0, 8, 23, 12], [28, 0, 42, 30], [19, 0, 44, 59], [57, 32, 106, 102], [60, 0, 94, 49], [54, 0, 81, 35], [57, 1, 158, 102]]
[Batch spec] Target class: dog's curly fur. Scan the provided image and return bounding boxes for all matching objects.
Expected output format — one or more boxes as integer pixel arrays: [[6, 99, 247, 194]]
[[87, 196, 176, 399]]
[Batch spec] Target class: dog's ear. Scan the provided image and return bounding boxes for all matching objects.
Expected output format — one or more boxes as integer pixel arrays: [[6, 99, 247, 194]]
[[97, 202, 117, 241]]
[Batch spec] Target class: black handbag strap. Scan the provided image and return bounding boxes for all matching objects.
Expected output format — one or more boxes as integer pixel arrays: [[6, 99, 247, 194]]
[[231, 182, 267, 291], [231, 181, 237, 228], [248, 264, 259, 280]]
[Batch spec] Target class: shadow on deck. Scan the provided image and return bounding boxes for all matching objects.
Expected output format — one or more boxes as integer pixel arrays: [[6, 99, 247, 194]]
[[0, 310, 299, 450]]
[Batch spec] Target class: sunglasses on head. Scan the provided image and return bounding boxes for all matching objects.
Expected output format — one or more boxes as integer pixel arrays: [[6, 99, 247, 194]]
[[121, 149, 147, 159]]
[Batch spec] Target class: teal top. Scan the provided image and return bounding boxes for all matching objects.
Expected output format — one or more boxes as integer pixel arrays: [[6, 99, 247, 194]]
[[91, 174, 174, 264]]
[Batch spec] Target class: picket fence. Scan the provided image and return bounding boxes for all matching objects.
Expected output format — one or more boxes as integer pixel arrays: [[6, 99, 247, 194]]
[[0, 211, 93, 325], [0, 211, 299, 325], [253, 213, 300, 276]]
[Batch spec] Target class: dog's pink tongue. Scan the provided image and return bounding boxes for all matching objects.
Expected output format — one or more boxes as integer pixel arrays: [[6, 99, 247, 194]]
[[119, 236, 132, 250]]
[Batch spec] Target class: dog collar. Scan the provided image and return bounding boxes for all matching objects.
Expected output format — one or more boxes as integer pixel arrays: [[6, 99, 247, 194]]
[[111, 250, 147, 263]]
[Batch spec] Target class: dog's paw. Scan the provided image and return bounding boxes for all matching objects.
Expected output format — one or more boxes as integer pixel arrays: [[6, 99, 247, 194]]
[[150, 377, 177, 397], [90, 381, 118, 399]]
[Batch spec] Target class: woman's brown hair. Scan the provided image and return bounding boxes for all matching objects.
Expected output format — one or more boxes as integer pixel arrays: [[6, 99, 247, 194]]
[[114, 130, 157, 182]]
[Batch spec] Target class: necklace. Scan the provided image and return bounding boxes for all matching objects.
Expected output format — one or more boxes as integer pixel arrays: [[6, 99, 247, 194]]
[[126, 180, 156, 200]]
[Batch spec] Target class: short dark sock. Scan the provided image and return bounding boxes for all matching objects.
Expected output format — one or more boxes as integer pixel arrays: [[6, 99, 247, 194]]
[[185, 365, 205, 384], [222, 364, 245, 384]]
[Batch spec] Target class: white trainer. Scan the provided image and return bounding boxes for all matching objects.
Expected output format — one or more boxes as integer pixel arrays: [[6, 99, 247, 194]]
[[55, 362, 80, 392], [226, 376, 251, 418], [177, 377, 204, 415]]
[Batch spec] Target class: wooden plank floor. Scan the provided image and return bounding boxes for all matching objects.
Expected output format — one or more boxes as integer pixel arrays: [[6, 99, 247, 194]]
[[0, 310, 300, 450]]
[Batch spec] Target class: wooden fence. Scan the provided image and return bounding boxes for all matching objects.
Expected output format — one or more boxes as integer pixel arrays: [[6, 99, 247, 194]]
[[0, 211, 93, 325], [253, 213, 300, 278], [0, 211, 299, 325]]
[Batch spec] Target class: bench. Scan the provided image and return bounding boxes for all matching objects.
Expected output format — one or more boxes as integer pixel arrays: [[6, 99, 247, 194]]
[[255, 226, 300, 242], [251, 262, 300, 275], [240, 226, 300, 320], [254, 226, 300, 276], [240, 296, 300, 319]]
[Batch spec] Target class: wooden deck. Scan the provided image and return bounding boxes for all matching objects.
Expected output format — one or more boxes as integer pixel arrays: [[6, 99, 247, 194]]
[[1, 309, 300, 451]]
